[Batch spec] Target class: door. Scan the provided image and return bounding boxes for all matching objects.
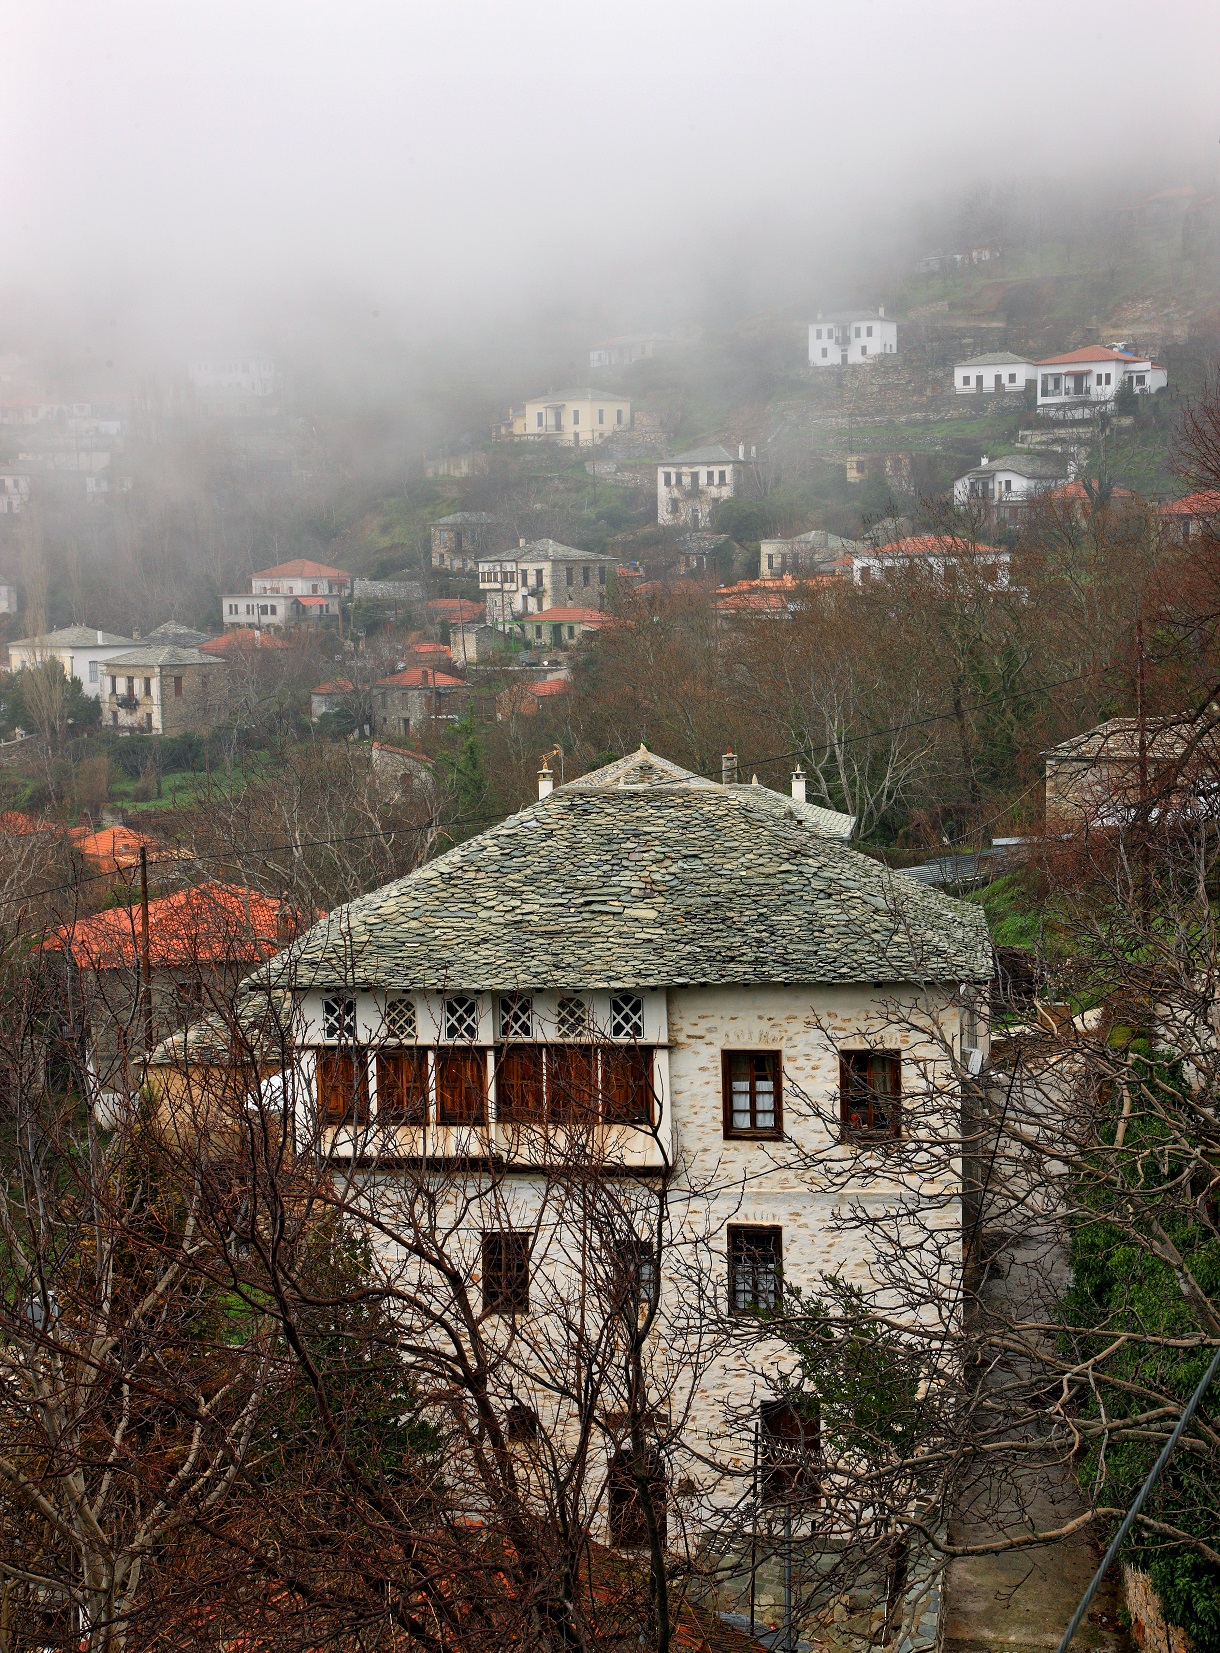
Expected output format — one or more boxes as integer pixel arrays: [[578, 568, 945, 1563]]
[[994, 374, 1003, 391]]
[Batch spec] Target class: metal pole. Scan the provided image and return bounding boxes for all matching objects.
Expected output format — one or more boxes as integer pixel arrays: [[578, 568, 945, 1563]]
[[784, 1499, 793, 1652], [139, 845, 152, 1054], [1056, 1341, 1220, 1653], [749, 1423, 759, 1635]]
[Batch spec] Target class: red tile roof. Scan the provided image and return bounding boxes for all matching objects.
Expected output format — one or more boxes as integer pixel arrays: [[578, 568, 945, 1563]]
[[526, 676, 571, 697], [0, 810, 59, 836], [252, 558, 351, 580], [425, 598, 484, 622], [1035, 346, 1139, 365], [375, 667, 465, 688], [1160, 489, 1220, 517], [198, 632, 290, 655], [866, 535, 1004, 557], [48, 882, 290, 970], [67, 825, 184, 871], [311, 678, 354, 695]]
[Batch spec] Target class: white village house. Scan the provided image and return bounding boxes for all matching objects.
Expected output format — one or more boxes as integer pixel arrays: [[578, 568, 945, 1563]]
[[163, 748, 991, 1548], [497, 389, 631, 448], [222, 558, 352, 631], [952, 450, 1071, 507], [7, 625, 137, 697], [1035, 346, 1167, 412], [952, 352, 1036, 395], [808, 310, 897, 367], [657, 446, 746, 529]]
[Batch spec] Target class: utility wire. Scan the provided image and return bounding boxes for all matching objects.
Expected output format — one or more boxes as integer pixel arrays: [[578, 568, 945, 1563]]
[[1057, 1340, 1220, 1653]]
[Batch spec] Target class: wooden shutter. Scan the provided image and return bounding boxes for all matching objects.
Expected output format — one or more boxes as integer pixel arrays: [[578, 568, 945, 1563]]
[[436, 1048, 487, 1125], [376, 1048, 428, 1124]]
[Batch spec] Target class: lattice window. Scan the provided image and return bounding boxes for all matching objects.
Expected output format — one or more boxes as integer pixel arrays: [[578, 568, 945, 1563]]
[[383, 997, 417, 1042], [322, 998, 356, 1043], [443, 995, 480, 1042], [556, 997, 588, 1040], [609, 994, 644, 1041], [499, 995, 533, 1040]]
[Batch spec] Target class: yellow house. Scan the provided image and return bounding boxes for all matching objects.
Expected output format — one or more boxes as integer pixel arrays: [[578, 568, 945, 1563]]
[[498, 388, 631, 448]]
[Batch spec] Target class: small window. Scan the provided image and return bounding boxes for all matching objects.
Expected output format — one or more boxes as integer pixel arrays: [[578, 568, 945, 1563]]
[[144, 712, 153, 731], [376, 1048, 428, 1124], [821, 348, 828, 359], [1008, 373, 1017, 384], [598, 566, 606, 585], [572, 408, 579, 425], [815, 327, 822, 339], [383, 997, 417, 1041], [722, 1051, 781, 1138], [608, 1448, 667, 1548], [728, 1225, 782, 1313], [89, 660, 99, 682], [866, 325, 873, 337], [707, 470, 715, 485], [962, 376, 970, 386], [854, 326, 860, 338], [143, 677, 152, 696], [316, 1049, 368, 1124], [598, 407, 605, 425], [556, 997, 588, 1039], [609, 994, 644, 1041], [616, 408, 623, 424], [173, 675, 183, 697], [437, 1048, 487, 1124], [663, 471, 672, 486], [565, 566, 574, 587], [536, 411, 544, 428], [322, 998, 357, 1042], [839, 1050, 901, 1139], [483, 1231, 531, 1314], [109, 676, 117, 694], [582, 566, 590, 586], [718, 469, 727, 484], [760, 1398, 821, 1506], [499, 994, 533, 1040], [443, 995, 480, 1041]]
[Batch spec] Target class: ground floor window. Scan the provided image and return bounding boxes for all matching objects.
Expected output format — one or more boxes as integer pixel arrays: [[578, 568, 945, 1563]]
[[839, 1050, 902, 1140], [608, 1447, 667, 1548], [728, 1225, 782, 1313]]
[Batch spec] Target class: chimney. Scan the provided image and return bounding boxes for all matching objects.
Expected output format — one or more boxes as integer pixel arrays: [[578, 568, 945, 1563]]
[[738, 442, 745, 461], [879, 305, 885, 318], [538, 757, 554, 799], [791, 763, 807, 803], [97, 629, 103, 644], [519, 537, 526, 548], [721, 749, 738, 786], [816, 311, 823, 321]]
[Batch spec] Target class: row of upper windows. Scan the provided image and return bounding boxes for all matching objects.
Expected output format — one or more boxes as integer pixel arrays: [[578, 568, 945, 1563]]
[[228, 601, 286, 616], [661, 469, 729, 487], [534, 407, 626, 427], [813, 324, 880, 340], [961, 372, 1022, 386], [322, 992, 646, 1044], [107, 673, 185, 699]]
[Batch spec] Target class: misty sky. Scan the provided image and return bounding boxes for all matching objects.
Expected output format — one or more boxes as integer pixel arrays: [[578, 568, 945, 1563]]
[[4, 0, 1220, 336]]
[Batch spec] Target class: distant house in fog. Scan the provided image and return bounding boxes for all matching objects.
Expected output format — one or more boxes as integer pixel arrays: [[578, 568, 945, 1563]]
[[657, 447, 745, 529], [497, 389, 631, 448], [808, 309, 897, 367], [222, 558, 351, 631], [953, 352, 1036, 395], [430, 512, 500, 572], [759, 529, 859, 578], [187, 359, 277, 417], [588, 334, 680, 370], [0, 471, 30, 514]]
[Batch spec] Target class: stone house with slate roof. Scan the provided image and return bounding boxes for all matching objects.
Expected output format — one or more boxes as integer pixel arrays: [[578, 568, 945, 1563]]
[[178, 747, 991, 1537]]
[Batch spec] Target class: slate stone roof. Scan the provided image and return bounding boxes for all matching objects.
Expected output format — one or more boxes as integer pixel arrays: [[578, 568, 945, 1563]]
[[668, 445, 738, 465], [12, 626, 134, 649], [105, 645, 223, 669], [258, 749, 991, 995], [955, 352, 1033, 369]]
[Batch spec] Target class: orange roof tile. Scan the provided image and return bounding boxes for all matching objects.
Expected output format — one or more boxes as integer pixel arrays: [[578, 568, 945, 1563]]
[[253, 558, 351, 580], [1160, 489, 1220, 517], [67, 825, 186, 870], [1036, 346, 1140, 365], [48, 882, 290, 970], [522, 607, 608, 624], [198, 631, 290, 656], [0, 810, 59, 836], [375, 667, 465, 688]]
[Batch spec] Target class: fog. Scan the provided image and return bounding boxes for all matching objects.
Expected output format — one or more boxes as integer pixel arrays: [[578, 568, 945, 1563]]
[[5, 0, 1218, 355]]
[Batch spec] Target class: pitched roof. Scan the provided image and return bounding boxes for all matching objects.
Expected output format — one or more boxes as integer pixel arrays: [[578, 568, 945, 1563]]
[[198, 631, 290, 655], [960, 453, 1068, 481], [260, 749, 988, 993], [1036, 346, 1142, 366], [0, 810, 59, 836], [1045, 716, 1213, 764], [311, 678, 354, 695], [497, 539, 617, 563], [528, 387, 628, 402], [48, 882, 289, 970], [104, 644, 222, 669], [252, 558, 350, 580], [376, 667, 465, 688], [145, 621, 213, 647], [67, 825, 180, 869], [1160, 489, 1220, 517], [425, 598, 484, 621], [669, 445, 738, 464], [863, 535, 1006, 558], [521, 607, 608, 625], [526, 677, 571, 697], [434, 511, 496, 525], [954, 352, 1034, 369], [11, 626, 134, 650]]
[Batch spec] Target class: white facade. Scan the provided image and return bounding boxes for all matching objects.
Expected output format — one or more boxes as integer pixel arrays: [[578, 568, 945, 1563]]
[[953, 354, 1035, 395], [1035, 348, 1167, 410], [952, 454, 1068, 505], [7, 627, 138, 697], [657, 447, 744, 529], [478, 539, 616, 626], [0, 472, 30, 514], [808, 310, 898, 367]]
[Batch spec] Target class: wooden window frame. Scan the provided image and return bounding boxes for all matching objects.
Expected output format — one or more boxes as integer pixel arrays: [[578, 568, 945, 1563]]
[[375, 1047, 429, 1126], [727, 1224, 783, 1315], [601, 1046, 654, 1126], [721, 1050, 783, 1140], [316, 1048, 369, 1125], [495, 1043, 544, 1123], [838, 1050, 902, 1142], [482, 1230, 530, 1315], [436, 1047, 488, 1126], [493, 1043, 655, 1129], [759, 1398, 821, 1507], [607, 1447, 668, 1550]]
